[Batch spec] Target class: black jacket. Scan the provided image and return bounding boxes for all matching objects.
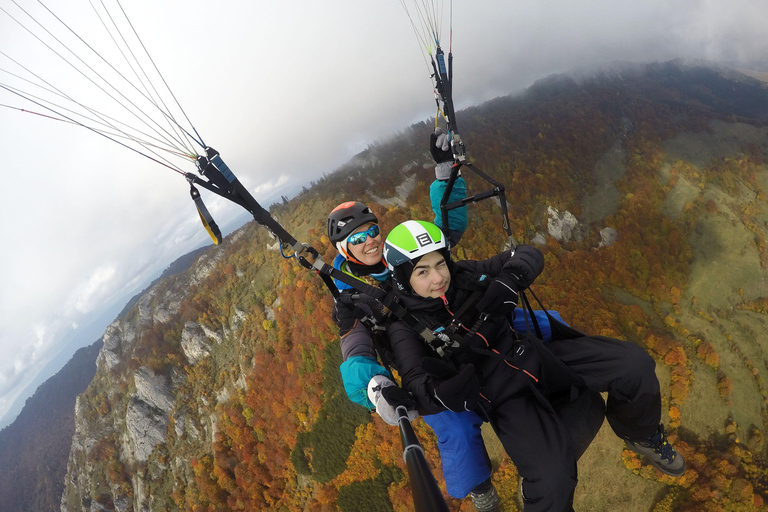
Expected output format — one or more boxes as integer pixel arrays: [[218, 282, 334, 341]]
[[387, 251, 543, 415]]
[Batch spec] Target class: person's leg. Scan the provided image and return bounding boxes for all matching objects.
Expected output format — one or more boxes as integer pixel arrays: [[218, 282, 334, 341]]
[[549, 386, 606, 460], [423, 410, 491, 499], [547, 335, 686, 476], [490, 395, 577, 512], [546, 335, 661, 439]]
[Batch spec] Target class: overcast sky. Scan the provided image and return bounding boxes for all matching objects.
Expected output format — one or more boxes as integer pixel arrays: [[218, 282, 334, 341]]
[[1, 0, 766, 425]]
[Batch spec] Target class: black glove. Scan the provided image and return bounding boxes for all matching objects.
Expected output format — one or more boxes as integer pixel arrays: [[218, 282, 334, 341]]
[[430, 131, 453, 163], [422, 359, 480, 412], [381, 385, 416, 410], [504, 245, 545, 289], [476, 273, 520, 315]]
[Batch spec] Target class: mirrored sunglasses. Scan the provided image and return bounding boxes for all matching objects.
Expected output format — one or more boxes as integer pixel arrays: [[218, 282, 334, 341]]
[[347, 224, 380, 245]]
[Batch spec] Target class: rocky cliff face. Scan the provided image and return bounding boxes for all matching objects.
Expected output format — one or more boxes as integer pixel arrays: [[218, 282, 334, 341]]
[[59, 239, 250, 512]]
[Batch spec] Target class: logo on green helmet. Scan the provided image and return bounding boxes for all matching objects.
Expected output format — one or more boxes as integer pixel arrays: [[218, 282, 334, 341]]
[[383, 220, 447, 269]]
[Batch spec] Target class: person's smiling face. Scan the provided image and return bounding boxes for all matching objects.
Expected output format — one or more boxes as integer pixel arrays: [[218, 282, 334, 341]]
[[347, 222, 383, 266], [408, 251, 451, 298]]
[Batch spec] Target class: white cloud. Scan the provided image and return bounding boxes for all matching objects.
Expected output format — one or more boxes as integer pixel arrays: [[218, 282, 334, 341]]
[[252, 174, 291, 198], [74, 266, 117, 314]]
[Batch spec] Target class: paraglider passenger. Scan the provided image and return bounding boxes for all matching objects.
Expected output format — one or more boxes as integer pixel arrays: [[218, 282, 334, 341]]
[[382, 220, 686, 512]]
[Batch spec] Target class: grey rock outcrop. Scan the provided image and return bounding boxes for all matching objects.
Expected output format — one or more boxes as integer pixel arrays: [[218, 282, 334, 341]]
[[599, 227, 618, 247], [181, 322, 211, 364], [547, 206, 587, 242], [125, 398, 168, 463], [133, 367, 174, 414]]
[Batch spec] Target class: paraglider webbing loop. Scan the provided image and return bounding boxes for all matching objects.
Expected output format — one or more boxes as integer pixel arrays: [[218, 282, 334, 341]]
[[429, 46, 458, 134], [188, 181, 222, 245], [439, 161, 512, 237], [396, 406, 451, 512], [191, 149, 306, 254]]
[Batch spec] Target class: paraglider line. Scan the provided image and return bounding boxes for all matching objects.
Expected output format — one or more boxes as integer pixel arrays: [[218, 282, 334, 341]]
[[112, 0, 205, 148], [1, 83, 186, 175]]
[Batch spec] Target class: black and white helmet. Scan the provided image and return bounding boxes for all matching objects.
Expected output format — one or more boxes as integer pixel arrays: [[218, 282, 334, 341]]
[[327, 201, 379, 262]]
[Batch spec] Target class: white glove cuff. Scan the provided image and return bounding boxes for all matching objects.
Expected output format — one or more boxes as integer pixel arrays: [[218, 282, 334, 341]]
[[367, 375, 395, 406]]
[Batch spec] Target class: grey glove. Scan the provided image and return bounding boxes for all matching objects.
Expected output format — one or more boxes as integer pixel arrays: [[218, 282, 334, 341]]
[[367, 375, 418, 425]]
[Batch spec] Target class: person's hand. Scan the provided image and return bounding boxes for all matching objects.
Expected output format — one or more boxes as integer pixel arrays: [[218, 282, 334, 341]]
[[430, 128, 453, 163], [476, 274, 519, 315], [367, 375, 417, 425], [422, 359, 480, 412], [504, 245, 545, 289]]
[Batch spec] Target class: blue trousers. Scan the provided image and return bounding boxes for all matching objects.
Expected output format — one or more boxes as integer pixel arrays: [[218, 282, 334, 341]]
[[423, 410, 489, 498]]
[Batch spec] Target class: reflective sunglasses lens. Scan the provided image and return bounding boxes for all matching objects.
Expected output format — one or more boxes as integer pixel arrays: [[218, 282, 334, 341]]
[[347, 225, 379, 245], [347, 232, 367, 245]]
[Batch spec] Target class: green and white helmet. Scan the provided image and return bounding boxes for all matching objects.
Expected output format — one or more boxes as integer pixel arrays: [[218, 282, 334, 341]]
[[383, 220, 448, 271]]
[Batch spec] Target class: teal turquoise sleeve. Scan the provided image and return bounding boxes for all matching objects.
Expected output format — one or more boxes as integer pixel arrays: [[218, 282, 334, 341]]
[[430, 177, 468, 232], [339, 356, 390, 409]]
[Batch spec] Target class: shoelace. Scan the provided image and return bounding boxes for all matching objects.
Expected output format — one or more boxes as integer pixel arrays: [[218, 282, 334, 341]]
[[646, 427, 676, 461]]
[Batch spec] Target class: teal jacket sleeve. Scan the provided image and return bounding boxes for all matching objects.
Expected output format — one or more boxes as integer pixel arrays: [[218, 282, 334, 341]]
[[430, 176, 468, 233], [339, 356, 390, 409]]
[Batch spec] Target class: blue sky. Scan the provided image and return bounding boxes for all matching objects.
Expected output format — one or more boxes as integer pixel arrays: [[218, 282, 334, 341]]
[[1, 0, 767, 425]]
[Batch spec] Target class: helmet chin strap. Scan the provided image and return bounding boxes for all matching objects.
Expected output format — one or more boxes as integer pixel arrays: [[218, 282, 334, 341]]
[[338, 241, 365, 265]]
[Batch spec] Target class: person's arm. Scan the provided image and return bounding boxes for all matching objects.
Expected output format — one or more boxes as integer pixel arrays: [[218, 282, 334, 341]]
[[430, 177, 468, 237], [332, 300, 389, 408], [387, 321, 453, 415], [454, 249, 512, 277], [334, 301, 418, 423], [470, 246, 546, 316]]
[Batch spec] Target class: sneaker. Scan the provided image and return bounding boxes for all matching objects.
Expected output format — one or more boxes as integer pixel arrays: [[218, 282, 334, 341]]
[[625, 424, 686, 477], [469, 484, 501, 512]]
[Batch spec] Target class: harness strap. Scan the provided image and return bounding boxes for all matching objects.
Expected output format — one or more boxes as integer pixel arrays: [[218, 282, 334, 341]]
[[519, 292, 544, 340], [307, 256, 463, 356], [525, 288, 586, 340], [446, 289, 484, 334]]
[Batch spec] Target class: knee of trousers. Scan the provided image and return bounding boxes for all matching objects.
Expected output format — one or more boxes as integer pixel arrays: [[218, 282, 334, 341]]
[[620, 344, 657, 387]]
